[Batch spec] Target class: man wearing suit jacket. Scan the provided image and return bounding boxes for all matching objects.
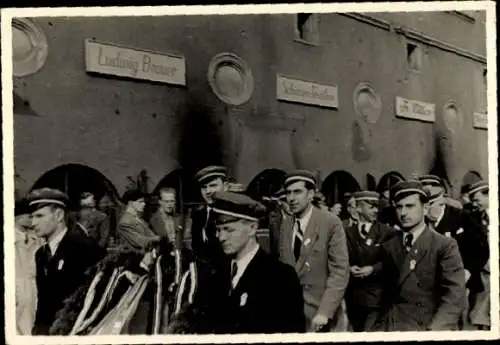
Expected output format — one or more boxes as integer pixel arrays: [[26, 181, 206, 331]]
[[344, 191, 395, 331], [369, 180, 466, 331], [28, 188, 105, 335], [190, 166, 228, 264], [279, 170, 350, 332], [212, 191, 305, 333], [150, 187, 183, 249], [117, 190, 160, 252]]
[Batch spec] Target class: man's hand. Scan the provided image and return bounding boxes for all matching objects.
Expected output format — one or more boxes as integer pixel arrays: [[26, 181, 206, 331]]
[[357, 265, 374, 278], [350, 265, 360, 275], [139, 250, 157, 272], [310, 314, 329, 332]]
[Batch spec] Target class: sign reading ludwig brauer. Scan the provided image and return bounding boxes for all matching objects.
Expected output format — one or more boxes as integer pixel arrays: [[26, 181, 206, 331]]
[[276, 74, 339, 108], [395, 96, 435, 123], [85, 39, 186, 86]]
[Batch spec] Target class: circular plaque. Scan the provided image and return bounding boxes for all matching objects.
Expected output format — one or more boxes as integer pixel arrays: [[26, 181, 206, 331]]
[[353, 82, 382, 124], [12, 18, 48, 77], [442, 101, 463, 134], [208, 53, 254, 106]]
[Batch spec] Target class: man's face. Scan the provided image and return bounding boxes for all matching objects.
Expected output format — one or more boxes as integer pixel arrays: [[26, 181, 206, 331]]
[[357, 200, 379, 223], [216, 220, 256, 256], [201, 178, 227, 204], [286, 181, 314, 215], [132, 198, 146, 215], [471, 191, 489, 212], [427, 196, 445, 222], [80, 195, 96, 208], [395, 194, 427, 231], [331, 203, 342, 216], [346, 197, 358, 220], [31, 206, 62, 238], [159, 191, 176, 214]]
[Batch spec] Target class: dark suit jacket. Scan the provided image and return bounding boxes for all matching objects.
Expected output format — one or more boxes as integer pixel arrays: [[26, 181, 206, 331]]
[[33, 228, 105, 335], [345, 221, 395, 308], [279, 207, 350, 329], [433, 205, 489, 292], [74, 208, 110, 248], [222, 248, 306, 334], [370, 227, 466, 331], [117, 211, 158, 251], [190, 206, 225, 264], [149, 210, 183, 249]]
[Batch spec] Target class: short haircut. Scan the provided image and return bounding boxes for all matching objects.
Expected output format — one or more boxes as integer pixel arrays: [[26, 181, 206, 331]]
[[123, 190, 148, 204], [158, 187, 176, 196]]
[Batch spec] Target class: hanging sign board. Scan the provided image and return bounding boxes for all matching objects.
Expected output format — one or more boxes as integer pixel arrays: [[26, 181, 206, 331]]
[[473, 112, 488, 130], [276, 74, 338, 108], [85, 39, 186, 86], [395, 96, 435, 123]]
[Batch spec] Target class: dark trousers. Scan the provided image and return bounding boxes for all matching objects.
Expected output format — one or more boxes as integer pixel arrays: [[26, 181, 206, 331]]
[[346, 304, 376, 332]]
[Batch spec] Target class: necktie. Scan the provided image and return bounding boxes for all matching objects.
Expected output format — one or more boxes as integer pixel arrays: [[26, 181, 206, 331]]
[[43, 244, 52, 274], [229, 261, 238, 293], [294, 220, 303, 261], [360, 224, 368, 237], [404, 233, 413, 252], [202, 208, 210, 242]]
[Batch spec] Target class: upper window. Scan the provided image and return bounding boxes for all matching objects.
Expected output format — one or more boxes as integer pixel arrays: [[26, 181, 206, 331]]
[[294, 13, 320, 46], [406, 41, 423, 72]]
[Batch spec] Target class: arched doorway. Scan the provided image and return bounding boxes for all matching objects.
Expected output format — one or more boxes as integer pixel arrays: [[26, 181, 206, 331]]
[[246, 169, 287, 202], [321, 170, 361, 208], [376, 171, 405, 196], [31, 164, 120, 211]]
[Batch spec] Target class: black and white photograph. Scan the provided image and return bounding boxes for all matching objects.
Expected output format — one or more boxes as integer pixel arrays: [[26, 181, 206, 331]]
[[2, 2, 498, 344]]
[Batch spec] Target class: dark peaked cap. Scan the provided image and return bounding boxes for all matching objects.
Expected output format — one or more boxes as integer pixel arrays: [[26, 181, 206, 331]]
[[211, 191, 267, 225], [465, 180, 488, 197], [353, 191, 380, 203], [390, 180, 429, 203], [419, 174, 443, 187], [284, 170, 317, 188], [195, 165, 227, 184], [27, 188, 69, 211]]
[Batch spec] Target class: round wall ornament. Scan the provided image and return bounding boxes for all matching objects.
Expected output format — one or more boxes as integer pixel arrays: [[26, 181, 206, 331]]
[[353, 82, 382, 124], [207, 53, 254, 106], [12, 18, 49, 77]]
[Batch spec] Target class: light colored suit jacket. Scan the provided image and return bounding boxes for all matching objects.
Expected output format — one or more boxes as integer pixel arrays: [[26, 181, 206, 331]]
[[117, 211, 158, 252], [279, 207, 350, 328]]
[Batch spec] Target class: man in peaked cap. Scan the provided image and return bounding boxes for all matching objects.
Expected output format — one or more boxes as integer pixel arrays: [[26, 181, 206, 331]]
[[279, 170, 349, 332], [344, 191, 395, 331], [212, 191, 305, 333], [190, 165, 229, 263], [28, 188, 105, 335], [368, 180, 466, 331], [464, 180, 490, 330]]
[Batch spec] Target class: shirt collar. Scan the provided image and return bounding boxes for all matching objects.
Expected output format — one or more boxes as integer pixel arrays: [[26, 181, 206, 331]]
[[434, 205, 446, 227], [296, 204, 314, 230], [404, 223, 426, 244], [359, 221, 373, 233], [48, 227, 68, 255], [232, 244, 260, 285]]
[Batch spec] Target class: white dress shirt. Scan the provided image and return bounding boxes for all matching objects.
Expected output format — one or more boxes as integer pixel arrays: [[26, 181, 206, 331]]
[[231, 244, 260, 288], [433, 205, 446, 228], [403, 223, 426, 247], [358, 221, 373, 238], [48, 227, 68, 256], [292, 205, 314, 246]]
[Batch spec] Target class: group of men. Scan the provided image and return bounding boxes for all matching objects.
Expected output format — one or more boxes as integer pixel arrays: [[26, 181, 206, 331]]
[[14, 164, 491, 335]]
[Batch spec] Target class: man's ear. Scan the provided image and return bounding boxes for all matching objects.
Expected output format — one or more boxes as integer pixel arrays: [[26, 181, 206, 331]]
[[223, 181, 229, 191]]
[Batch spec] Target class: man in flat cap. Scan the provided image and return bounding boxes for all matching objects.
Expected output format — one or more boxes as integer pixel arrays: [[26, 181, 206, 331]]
[[344, 191, 395, 331], [465, 180, 490, 330], [116, 189, 160, 252], [368, 180, 466, 331], [420, 175, 489, 330], [212, 191, 305, 333], [28, 188, 105, 335], [279, 170, 349, 332], [190, 165, 229, 263]]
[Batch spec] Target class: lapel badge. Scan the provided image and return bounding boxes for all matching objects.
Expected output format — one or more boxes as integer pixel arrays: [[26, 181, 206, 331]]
[[304, 238, 311, 246], [444, 232, 451, 238], [365, 238, 373, 246], [456, 228, 464, 235], [409, 259, 416, 271], [58, 259, 64, 270], [240, 292, 248, 306]]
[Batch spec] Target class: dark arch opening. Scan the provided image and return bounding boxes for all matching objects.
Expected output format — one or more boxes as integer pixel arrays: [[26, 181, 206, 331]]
[[376, 171, 405, 195], [461, 170, 483, 194], [321, 171, 361, 210], [30, 163, 120, 211], [246, 169, 287, 202]]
